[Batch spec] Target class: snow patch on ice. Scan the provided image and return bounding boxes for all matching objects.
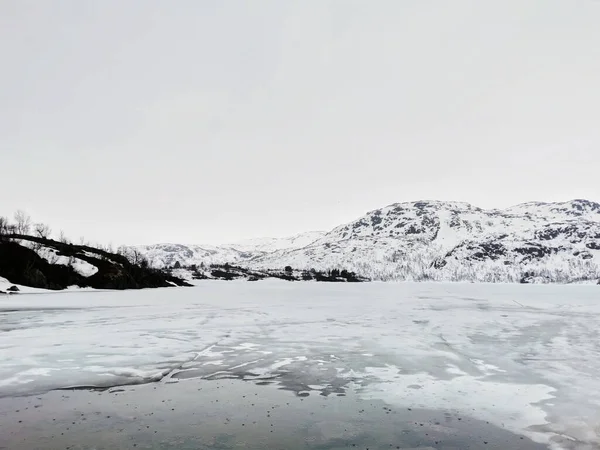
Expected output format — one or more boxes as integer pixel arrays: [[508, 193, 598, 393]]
[[0, 276, 51, 294], [348, 365, 556, 447]]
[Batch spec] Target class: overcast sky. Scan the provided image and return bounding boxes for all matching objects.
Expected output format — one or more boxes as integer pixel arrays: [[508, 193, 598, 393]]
[[1, 1, 599, 245]]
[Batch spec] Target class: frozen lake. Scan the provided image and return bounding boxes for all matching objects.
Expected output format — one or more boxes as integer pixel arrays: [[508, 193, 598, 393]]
[[0, 281, 599, 449]]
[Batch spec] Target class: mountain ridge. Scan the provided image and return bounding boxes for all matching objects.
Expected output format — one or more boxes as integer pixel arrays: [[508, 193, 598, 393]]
[[133, 199, 600, 284]]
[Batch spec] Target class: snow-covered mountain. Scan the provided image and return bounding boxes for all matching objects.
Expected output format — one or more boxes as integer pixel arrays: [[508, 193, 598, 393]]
[[134, 200, 600, 283], [137, 231, 325, 269]]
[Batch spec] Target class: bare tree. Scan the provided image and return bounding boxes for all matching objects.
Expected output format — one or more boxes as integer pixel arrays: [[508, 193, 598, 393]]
[[14, 210, 32, 235], [117, 246, 147, 267], [34, 223, 52, 239], [130, 248, 143, 265], [0, 216, 8, 241], [59, 230, 70, 244], [117, 245, 130, 259]]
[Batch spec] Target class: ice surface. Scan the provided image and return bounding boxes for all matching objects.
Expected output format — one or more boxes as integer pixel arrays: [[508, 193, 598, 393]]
[[0, 281, 599, 449]]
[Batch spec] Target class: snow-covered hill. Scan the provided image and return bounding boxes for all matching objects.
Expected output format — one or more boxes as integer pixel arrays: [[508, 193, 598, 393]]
[[137, 231, 325, 269], [134, 200, 600, 283], [0, 235, 189, 291]]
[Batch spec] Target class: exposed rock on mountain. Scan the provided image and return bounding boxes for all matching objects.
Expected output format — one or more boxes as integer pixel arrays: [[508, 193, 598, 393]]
[[135, 200, 600, 284]]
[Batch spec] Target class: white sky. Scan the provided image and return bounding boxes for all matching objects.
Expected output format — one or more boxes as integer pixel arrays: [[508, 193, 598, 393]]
[[1, 1, 599, 245]]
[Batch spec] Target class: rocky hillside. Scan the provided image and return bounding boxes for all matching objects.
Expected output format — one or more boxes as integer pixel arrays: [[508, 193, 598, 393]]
[[0, 234, 190, 291], [134, 199, 600, 284]]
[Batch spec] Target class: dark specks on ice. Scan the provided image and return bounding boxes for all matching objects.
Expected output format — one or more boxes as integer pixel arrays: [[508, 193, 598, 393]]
[[0, 378, 547, 450]]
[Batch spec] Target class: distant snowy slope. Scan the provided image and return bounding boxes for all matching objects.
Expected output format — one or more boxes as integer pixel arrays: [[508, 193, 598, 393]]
[[228, 231, 325, 253], [134, 231, 325, 269], [134, 243, 251, 269], [134, 199, 600, 283]]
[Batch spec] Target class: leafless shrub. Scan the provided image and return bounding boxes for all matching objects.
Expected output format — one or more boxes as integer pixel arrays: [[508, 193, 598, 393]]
[[0, 216, 9, 241], [59, 230, 70, 244], [14, 210, 31, 235], [34, 223, 52, 239]]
